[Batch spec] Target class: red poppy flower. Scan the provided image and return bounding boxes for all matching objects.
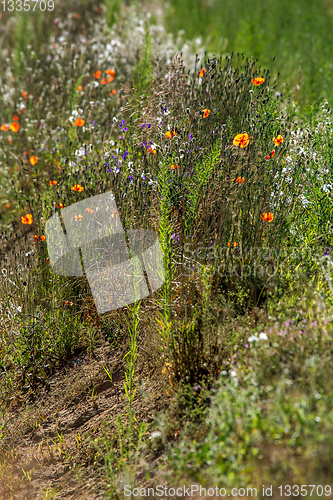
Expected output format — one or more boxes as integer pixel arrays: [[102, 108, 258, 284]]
[[71, 184, 84, 192], [261, 212, 274, 222], [273, 135, 283, 146], [266, 150, 275, 160], [74, 118, 85, 127], [9, 122, 20, 132], [21, 214, 33, 225], [233, 133, 249, 148], [251, 77, 265, 85]]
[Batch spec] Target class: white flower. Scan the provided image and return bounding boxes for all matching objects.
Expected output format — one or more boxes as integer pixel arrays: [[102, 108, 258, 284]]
[[149, 431, 162, 439], [248, 335, 259, 342], [259, 332, 268, 340], [17, 306, 22, 313]]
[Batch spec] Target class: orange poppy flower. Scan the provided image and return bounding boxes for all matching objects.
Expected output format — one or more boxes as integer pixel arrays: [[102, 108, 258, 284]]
[[7, 138, 12, 143], [40, 235, 46, 241], [109, 89, 117, 96], [172, 130, 177, 136], [12, 115, 19, 122], [273, 135, 283, 146], [74, 118, 85, 127], [199, 68, 207, 78], [71, 184, 84, 192], [202, 109, 210, 118], [227, 242, 238, 247], [34, 235, 39, 242], [78, 85, 83, 91], [93, 70, 102, 79], [170, 164, 178, 170], [107, 75, 114, 83], [148, 147, 156, 155], [56, 203, 64, 209], [100, 77, 107, 85], [21, 213, 33, 225], [234, 176, 245, 184], [65, 300, 74, 306], [251, 77, 265, 86], [165, 131, 172, 138], [22, 91, 27, 99], [111, 209, 118, 219], [74, 215, 83, 221], [9, 122, 20, 132], [30, 156, 38, 166], [106, 69, 115, 76], [261, 212, 274, 222], [5, 204, 9, 208], [1, 124, 8, 131], [233, 133, 249, 148], [85, 208, 94, 213], [266, 149, 275, 160], [49, 180, 57, 185]]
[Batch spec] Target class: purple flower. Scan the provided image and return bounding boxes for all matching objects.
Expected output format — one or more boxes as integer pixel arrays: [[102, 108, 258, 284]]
[[142, 123, 146, 128], [325, 246, 330, 256], [147, 124, 151, 128], [120, 136, 124, 140], [122, 127, 128, 132], [194, 386, 199, 391], [122, 150, 129, 159], [189, 133, 193, 141], [92, 120, 97, 127]]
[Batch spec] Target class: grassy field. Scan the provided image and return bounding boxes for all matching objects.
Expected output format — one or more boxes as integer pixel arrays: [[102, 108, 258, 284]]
[[1, 0, 333, 498]]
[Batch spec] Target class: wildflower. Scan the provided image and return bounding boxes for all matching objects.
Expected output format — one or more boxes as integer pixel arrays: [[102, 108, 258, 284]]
[[93, 70, 102, 79], [21, 213, 33, 225], [100, 77, 107, 85], [5, 204, 9, 208], [9, 122, 20, 132], [106, 69, 115, 76], [1, 124, 8, 131], [22, 91, 27, 99], [73, 13, 80, 18], [273, 134, 283, 146], [122, 150, 129, 159], [266, 149, 275, 160], [7, 138, 12, 143], [251, 77, 265, 85], [170, 164, 178, 170], [202, 108, 210, 118], [65, 300, 74, 306], [85, 208, 94, 213], [261, 212, 274, 222], [233, 133, 249, 148], [56, 203, 64, 209], [74, 215, 83, 221], [227, 242, 238, 247], [107, 76, 114, 83], [199, 68, 207, 77], [165, 131, 172, 138], [78, 85, 83, 91], [325, 246, 330, 256], [234, 176, 245, 184], [148, 147, 156, 155], [109, 89, 117, 95], [12, 115, 19, 122], [49, 180, 57, 185], [30, 156, 38, 165], [172, 129, 177, 136], [71, 184, 84, 192], [74, 118, 85, 127]]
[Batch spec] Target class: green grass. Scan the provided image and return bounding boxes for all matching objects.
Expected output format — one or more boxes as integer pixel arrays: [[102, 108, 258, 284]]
[[1, 0, 333, 497]]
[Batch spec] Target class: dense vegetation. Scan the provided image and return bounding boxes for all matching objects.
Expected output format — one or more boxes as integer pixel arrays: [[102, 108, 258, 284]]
[[1, 0, 333, 498]]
